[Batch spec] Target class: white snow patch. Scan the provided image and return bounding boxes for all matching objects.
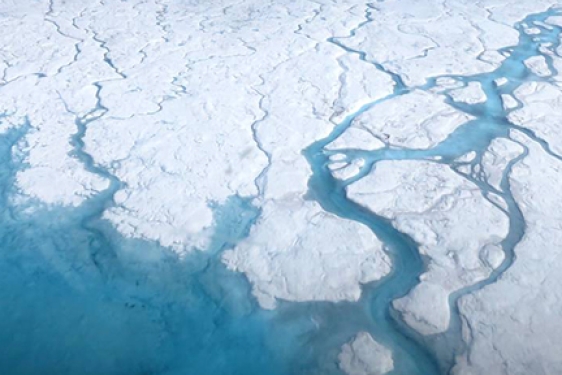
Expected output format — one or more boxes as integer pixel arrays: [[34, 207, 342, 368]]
[[481, 137, 525, 191], [348, 160, 508, 335], [222, 200, 391, 309], [342, 90, 471, 150], [338, 332, 394, 375], [449, 82, 487, 104], [524, 55, 551, 77], [509, 82, 562, 156]]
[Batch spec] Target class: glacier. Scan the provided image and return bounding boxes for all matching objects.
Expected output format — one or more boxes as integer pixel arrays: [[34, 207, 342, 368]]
[[1, 1, 562, 375]]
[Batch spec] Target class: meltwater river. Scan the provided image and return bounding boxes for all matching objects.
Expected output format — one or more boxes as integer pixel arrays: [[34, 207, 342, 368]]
[[0, 7, 560, 375]]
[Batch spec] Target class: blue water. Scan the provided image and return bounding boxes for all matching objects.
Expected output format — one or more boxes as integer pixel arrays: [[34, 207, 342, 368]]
[[0, 7, 560, 375], [307, 6, 562, 374]]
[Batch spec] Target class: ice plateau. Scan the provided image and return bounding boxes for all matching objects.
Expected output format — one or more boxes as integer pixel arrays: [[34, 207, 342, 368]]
[[1, 1, 562, 375]]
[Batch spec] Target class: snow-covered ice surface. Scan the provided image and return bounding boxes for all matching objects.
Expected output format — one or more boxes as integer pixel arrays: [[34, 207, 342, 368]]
[[338, 332, 394, 375], [449, 82, 488, 104], [348, 160, 509, 336], [331, 89, 473, 150], [452, 135, 562, 375], [1, 1, 562, 375], [223, 200, 391, 309]]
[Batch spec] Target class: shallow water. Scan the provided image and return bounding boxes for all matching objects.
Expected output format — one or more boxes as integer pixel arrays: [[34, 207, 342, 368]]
[[310, 7, 562, 374], [0, 7, 560, 375]]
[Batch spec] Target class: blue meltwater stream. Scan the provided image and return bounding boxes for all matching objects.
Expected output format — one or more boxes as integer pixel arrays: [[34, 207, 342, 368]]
[[0, 7, 560, 375]]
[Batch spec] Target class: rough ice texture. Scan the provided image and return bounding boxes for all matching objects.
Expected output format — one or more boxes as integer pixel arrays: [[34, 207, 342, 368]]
[[449, 82, 487, 104], [329, 158, 366, 181], [524, 55, 551, 77], [453, 138, 562, 375], [337, 0, 525, 86], [348, 161, 509, 335], [481, 137, 525, 191], [1, 0, 558, 250], [501, 94, 519, 110], [338, 90, 471, 150], [327, 127, 386, 151], [223, 200, 391, 309], [509, 82, 562, 156], [338, 332, 394, 375], [455, 151, 477, 163], [331, 54, 396, 124], [89, 88, 269, 250], [433, 77, 464, 91], [2, 1, 562, 373], [0, 0, 402, 321], [495, 77, 509, 86], [0, 2, 113, 206], [10, 0, 364, 250]]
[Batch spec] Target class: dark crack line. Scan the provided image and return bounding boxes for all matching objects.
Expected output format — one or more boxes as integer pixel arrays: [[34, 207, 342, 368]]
[[248, 76, 272, 199]]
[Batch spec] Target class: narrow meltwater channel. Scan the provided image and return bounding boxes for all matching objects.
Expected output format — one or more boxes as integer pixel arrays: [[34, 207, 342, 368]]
[[0, 117, 300, 375], [304, 7, 562, 375], [430, 11, 562, 372], [1, 6, 560, 375], [0, 90, 316, 374], [304, 145, 443, 375]]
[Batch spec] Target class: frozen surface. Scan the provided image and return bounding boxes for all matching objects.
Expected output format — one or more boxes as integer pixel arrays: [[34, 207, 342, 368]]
[[338, 332, 394, 375], [329, 158, 367, 181], [449, 82, 487, 104], [327, 127, 386, 152], [495, 77, 509, 86], [524, 55, 551, 76], [501, 94, 519, 110], [331, 54, 396, 123], [509, 82, 562, 155], [454, 138, 562, 375], [223, 200, 390, 309], [1, 0, 562, 375], [338, 90, 471, 150], [348, 161, 509, 335], [336, 2, 513, 86], [481, 138, 525, 191]]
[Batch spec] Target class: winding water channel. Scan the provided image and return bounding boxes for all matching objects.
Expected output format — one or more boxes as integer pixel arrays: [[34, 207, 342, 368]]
[[306, 6, 562, 375], [0, 6, 560, 375]]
